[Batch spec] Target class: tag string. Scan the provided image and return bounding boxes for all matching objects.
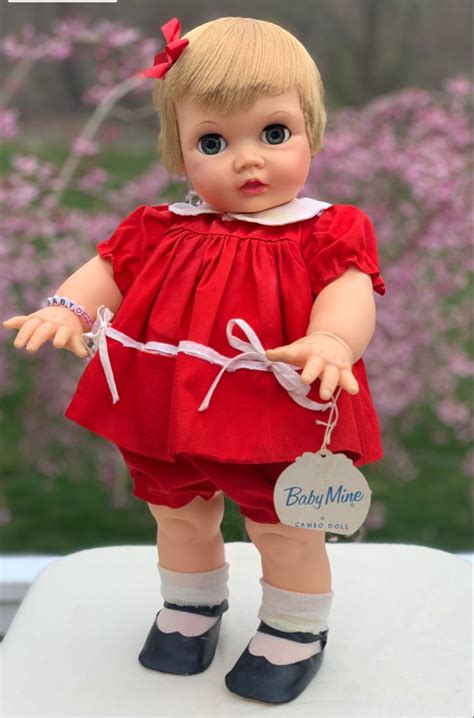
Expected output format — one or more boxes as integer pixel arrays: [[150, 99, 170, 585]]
[[315, 386, 343, 454]]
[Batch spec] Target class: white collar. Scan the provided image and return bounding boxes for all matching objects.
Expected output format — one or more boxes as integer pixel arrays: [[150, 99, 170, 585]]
[[168, 197, 332, 226]]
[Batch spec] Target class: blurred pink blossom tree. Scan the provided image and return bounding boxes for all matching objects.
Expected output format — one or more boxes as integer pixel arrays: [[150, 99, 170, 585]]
[[0, 18, 472, 526], [305, 76, 473, 487]]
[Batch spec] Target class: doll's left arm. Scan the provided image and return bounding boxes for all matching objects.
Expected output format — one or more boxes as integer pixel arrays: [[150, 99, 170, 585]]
[[266, 206, 384, 397], [306, 265, 376, 363], [266, 266, 375, 398]]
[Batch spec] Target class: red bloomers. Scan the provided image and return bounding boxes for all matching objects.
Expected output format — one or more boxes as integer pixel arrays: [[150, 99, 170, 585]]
[[118, 445, 292, 524]]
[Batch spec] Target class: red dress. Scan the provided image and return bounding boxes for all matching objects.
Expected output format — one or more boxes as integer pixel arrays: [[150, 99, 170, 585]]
[[65, 199, 386, 497]]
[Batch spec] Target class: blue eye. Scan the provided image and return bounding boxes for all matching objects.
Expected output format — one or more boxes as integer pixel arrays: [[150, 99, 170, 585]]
[[261, 124, 291, 145], [197, 134, 228, 155]]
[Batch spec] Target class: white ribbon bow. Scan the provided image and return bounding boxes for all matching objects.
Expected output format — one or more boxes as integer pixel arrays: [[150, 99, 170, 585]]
[[197, 318, 332, 412], [82, 306, 120, 403]]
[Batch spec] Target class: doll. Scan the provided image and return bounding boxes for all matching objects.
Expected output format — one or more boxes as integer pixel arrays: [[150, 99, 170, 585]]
[[2, 17, 386, 704]]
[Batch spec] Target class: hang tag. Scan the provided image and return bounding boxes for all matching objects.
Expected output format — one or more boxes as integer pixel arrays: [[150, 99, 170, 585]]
[[273, 450, 372, 536]]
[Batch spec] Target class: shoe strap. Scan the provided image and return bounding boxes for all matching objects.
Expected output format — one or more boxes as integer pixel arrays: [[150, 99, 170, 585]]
[[257, 620, 329, 647], [163, 598, 229, 617]]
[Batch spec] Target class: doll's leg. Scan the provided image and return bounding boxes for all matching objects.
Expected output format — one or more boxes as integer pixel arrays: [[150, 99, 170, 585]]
[[244, 517, 331, 593], [243, 518, 333, 663], [138, 491, 229, 675], [148, 491, 226, 572], [147, 492, 229, 637], [224, 518, 334, 702]]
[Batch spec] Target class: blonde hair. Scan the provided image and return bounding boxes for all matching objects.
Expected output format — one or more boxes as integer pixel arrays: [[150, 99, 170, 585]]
[[151, 17, 326, 173]]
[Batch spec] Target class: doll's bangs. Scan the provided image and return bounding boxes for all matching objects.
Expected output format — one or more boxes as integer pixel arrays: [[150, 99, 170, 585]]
[[166, 17, 318, 114]]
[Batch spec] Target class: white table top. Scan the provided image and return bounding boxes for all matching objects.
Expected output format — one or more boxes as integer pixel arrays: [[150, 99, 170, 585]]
[[1, 542, 472, 717]]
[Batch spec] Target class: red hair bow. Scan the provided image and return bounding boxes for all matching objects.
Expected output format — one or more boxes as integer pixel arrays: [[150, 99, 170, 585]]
[[138, 18, 189, 79]]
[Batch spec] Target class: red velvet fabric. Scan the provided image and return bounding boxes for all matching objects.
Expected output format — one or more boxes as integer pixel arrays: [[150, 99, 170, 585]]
[[119, 445, 294, 523], [65, 203, 386, 514]]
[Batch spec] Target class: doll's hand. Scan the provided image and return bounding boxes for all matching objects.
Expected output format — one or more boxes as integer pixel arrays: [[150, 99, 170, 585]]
[[266, 333, 359, 400], [2, 306, 89, 359]]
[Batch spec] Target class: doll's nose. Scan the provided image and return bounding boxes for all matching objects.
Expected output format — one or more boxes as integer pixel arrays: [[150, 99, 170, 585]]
[[233, 147, 265, 173]]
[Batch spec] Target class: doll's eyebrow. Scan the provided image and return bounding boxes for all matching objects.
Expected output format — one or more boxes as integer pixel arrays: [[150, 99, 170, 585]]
[[193, 120, 223, 129], [265, 110, 292, 121]]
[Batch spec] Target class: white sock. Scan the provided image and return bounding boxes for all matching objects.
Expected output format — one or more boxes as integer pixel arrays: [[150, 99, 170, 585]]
[[249, 579, 334, 665], [156, 562, 229, 638]]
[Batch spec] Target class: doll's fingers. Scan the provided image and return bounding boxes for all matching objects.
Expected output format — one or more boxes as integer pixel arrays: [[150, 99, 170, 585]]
[[300, 355, 325, 385], [25, 322, 56, 352], [340, 368, 359, 395], [52, 325, 73, 349], [74, 339, 89, 359], [265, 346, 292, 362], [267, 343, 308, 365], [13, 317, 43, 348], [2, 315, 30, 329], [66, 334, 89, 359], [319, 363, 340, 400]]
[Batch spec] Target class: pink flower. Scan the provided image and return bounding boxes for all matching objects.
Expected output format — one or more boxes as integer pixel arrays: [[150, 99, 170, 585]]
[[77, 167, 109, 192], [72, 137, 99, 156], [0, 108, 19, 139]]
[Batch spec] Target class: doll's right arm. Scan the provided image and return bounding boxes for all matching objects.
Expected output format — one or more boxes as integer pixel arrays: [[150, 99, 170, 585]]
[[2, 255, 122, 359]]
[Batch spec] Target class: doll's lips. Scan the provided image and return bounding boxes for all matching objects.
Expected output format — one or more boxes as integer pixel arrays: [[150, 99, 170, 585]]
[[239, 180, 268, 195]]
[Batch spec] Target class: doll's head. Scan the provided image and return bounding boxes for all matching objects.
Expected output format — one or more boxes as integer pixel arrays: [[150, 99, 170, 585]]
[[151, 17, 326, 212]]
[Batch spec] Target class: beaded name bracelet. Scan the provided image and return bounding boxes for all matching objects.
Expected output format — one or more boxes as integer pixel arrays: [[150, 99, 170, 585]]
[[42, 294, 93, 331]]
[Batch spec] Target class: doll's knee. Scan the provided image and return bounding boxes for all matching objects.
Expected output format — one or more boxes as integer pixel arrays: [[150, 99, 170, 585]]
[[244, 517, 325, 564], [148, 492, 224, 543]]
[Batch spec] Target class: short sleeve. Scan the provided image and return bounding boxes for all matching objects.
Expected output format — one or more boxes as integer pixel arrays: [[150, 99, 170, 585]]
[[301, 204, 386, 296], [97, 204, 172, 297]]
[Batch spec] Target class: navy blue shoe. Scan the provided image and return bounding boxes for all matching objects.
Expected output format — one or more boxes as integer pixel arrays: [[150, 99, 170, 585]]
[[224, 621, 328, 704], [138, 599, 229, 676]]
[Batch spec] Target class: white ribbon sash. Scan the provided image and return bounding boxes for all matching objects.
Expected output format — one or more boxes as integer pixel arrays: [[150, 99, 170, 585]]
[[82, 306, 332, 413]]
